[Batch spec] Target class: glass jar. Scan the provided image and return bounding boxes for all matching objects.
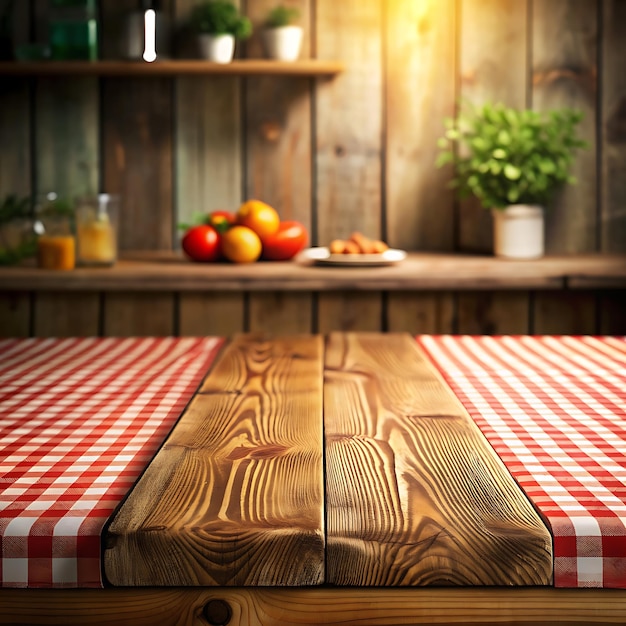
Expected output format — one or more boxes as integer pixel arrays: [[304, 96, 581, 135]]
[[35, 192, 76, 270], [75, 194, 118, 266]]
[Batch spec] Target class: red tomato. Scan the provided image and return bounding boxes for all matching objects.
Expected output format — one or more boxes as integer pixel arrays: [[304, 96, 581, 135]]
[[182, 225, 221, 262], [207, 210, 236, 233], [261, 221, 308, 261]]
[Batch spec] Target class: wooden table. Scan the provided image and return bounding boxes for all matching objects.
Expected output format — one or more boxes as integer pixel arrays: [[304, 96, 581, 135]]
[[2, 333, 625, 625]]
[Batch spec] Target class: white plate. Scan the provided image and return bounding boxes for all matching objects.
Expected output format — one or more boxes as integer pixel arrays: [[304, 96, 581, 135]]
[[298, 247, 407, 267]]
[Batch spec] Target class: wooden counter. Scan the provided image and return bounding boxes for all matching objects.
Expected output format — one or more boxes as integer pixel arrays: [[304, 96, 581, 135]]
[[1, 252, 625, 291]]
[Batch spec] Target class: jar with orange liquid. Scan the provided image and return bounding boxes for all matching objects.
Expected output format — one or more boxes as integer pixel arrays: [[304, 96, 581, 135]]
[[75, 194, 118, 266], [36, 194, 76, 270]]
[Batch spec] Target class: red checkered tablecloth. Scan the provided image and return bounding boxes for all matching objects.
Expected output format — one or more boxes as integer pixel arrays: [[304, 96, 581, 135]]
[[418, 335, 626, 589], [0, 336, 223, 588]]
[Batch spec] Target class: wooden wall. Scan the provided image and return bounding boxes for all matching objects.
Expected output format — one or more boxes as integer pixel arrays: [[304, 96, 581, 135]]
[[1, 0, 625, 338]]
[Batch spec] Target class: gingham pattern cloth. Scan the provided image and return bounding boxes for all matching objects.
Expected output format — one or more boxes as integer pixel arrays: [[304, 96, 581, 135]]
[[418, 335, 626, 589], [0, 336, 223, 588]]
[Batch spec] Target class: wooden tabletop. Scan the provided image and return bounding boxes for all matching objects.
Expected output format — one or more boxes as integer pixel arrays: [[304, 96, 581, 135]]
[[1, 251, 625, 291], [104, 333, 551, 587]]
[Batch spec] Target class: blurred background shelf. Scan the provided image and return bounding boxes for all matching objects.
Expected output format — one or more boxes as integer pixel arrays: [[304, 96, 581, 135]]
[[0, 59, 345, 77]]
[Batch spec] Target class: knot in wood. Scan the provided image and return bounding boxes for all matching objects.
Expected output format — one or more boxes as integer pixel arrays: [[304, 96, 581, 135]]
[[204, 598, 232, 625]]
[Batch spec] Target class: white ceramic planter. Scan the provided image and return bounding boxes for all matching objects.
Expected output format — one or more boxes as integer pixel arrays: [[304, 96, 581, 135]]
[[492, 204, 544, 259], [198, 33, 235, 63], [261, 25, 303, 61]]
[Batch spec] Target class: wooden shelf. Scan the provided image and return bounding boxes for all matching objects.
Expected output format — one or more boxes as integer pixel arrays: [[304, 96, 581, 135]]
[[0, 59, 344, 77], [0, 252, 624, 292]]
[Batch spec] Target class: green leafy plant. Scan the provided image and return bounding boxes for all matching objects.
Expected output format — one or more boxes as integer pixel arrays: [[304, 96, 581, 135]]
[[436, 101, 587, 210], [265, 5, 300, 28], [190, 1, 252, 39], [0, 193, 36, 265]]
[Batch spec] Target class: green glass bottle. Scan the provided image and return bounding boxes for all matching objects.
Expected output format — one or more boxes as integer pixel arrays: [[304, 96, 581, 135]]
[[49, 0, 98, 60]]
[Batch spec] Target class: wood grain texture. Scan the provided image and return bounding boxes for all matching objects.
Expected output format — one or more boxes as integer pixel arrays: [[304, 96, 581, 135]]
[[386, 292, 456, 334], [248, 292, 312, 335], [315, 0, 382, 246], [103, 293, 175, 336], [178, 292, 245, 336], [32, 292, 99, 337], [458, 0, 528, 252], [601, 0, 626, 252], [2, 587, 626, 626], [324, 332, 552, 586], [457, 291, 530, 334], [174, 0, 242, 237], [532, 0, 598, 254], [385, 0, 456, 251], [533, 291, 598, 335], [104, 334, 325, 586], [0, 80, 30, 197], [0, 293, 31, 337], [317, 293, 383, 333], [35, 78, 99, 198]]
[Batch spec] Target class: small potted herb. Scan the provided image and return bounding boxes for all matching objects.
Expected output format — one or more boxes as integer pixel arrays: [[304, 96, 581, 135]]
[[190, 0, 252, 63], [437, 101, 587, 259], [261, 4, 302, 61]]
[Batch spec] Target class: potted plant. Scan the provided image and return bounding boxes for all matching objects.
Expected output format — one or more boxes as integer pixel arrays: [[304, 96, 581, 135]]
[[437, 102, 587, 259], [261, 4, 302, 62], [190, 0, 252, 63]]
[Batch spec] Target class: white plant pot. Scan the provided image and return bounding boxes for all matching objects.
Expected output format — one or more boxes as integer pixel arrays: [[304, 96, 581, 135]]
[[492, 204, 544, 259], [198, 34, 235, 63], [261, 25, 303, 61]]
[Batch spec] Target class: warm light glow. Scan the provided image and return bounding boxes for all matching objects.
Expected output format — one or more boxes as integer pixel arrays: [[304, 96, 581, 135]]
[[143, 9, 157, 62]]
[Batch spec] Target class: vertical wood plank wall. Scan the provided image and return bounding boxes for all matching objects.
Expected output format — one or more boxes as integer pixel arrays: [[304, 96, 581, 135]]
[[0, 0, 624, 338]]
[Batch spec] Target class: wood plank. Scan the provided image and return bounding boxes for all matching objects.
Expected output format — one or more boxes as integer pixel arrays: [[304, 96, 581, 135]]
[[104, 334, 325, 586], [386, 292, 455, 334], [101, 0, 173, 252], [0, 60, 345, 76], [532, 0, 598, 254], [324, 332, 552, 586], [178, 292, 245, 336], [0, 293, 31, 337], [2, 588, 626, 626], [457, 291, 531, 334], [4, 253, 625, 292], [315, 0, 382, 246], [174, 0, 242, 235], [601, 0, 626, 252], [244, 0, 311, 224], [32, 292, 99, 337], [385, 0, 456, 251], [249, 292, 313, 335], [0, 78, 30, 196], [317, 293, 383, 332], [35, 78, 99, 198], [103, 293, 175, 336], [458, 0, 528, 252], [533, 291, 598, 334], [599, 290, 626, 335]]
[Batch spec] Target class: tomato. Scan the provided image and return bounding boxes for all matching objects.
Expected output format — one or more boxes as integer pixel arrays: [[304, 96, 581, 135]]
[[181, 225, 221, 262], [221, 225, 262, 264], [236, 200, 280, 239], [207, 210, 236, 233], [261, 221, 308, 261]]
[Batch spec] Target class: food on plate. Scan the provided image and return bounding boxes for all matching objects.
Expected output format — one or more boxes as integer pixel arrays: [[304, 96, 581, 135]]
[[236, 199, 280, 239], [221, 225, 262, 263], [181, 224, 221, 262], [329, 232, 389, 255], [261, 220, 308, 261]]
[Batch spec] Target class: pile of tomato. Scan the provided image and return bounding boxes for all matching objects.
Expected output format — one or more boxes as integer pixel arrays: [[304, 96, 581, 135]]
[[181, 200, 308, 264]]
